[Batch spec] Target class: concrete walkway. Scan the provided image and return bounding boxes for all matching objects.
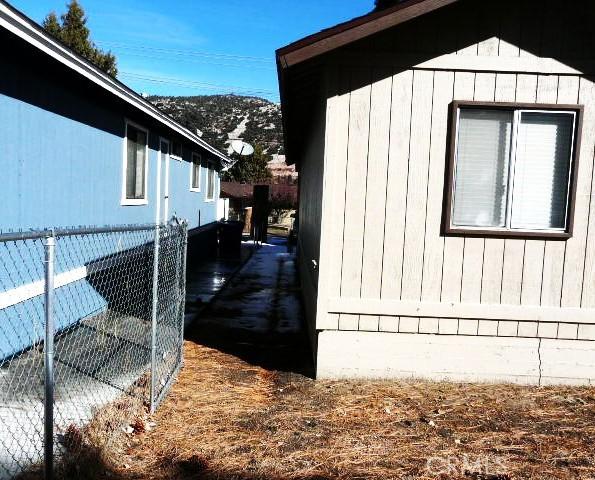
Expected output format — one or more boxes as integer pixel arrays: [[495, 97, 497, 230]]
[[187, 236, 313, 376]]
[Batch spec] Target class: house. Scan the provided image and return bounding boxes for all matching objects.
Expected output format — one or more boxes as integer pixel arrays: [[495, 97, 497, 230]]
[[0, 0, 230, 233], [277, 0, 595, 384], [220, 182, 298, 219], [0, 0, 231, 359]]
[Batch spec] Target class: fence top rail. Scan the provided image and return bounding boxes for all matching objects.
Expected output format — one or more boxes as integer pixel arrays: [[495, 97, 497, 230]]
[[0, 223, 163, 242]]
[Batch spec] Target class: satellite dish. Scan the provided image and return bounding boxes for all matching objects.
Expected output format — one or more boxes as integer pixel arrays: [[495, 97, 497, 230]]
[[231, 139, 254, 156]]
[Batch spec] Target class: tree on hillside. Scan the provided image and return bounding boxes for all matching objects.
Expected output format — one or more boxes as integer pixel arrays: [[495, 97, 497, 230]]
[[42, 1, 117, 77], [222, 144, 272, 183]]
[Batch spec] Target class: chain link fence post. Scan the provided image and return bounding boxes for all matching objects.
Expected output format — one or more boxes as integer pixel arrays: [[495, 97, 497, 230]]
[[181, 221, 188, 342], [149, 224, 161, 414], [43, 232, 55, 480]]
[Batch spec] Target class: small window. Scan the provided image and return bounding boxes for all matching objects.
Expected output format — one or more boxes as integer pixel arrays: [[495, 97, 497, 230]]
[[122, 122, 148, 205], [190, 153, 201, 192], [445, 102, 581, 239], [171, 141, 183, 160], [206, 163, 216, 201]]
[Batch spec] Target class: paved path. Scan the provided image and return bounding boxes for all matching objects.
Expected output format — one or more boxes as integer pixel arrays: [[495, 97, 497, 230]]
[[187, 236, 313, 376]]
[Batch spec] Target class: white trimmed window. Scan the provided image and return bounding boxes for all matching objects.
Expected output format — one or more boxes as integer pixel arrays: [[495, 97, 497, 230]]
[[122, 122, 149, 205], [190, 153, 202, 192], [205, 163, 216, 201], [447, 103, 580, 238]]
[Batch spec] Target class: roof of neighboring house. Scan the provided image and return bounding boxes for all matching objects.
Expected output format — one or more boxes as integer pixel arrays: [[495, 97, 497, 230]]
[[221, 182, 298, 204], [276, 0, 459, 69], [0, 0, 233, 168]]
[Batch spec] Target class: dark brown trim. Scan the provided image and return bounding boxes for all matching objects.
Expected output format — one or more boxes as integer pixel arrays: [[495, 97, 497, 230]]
[[276, 0, 459, 69], [442, 100, 584, 241]]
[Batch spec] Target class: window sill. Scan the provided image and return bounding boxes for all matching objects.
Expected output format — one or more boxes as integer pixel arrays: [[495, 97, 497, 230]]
[[170, 155, 183, 162], [443, 226, 571, 241], [121, 198, 149, 206], [204, 198, 215, 203], [190, 188, 201, 193]]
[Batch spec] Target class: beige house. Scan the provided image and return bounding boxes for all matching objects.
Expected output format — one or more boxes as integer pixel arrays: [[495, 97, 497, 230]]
[[277, 0, 595, 384]]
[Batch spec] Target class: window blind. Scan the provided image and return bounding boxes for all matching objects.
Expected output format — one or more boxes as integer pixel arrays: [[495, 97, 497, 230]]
[[125, 126, 147, 200], [192, 163, 200, 189], [207, 167, 215, 200], [452, 109, 513, 227], [510, 112, 574, 230]]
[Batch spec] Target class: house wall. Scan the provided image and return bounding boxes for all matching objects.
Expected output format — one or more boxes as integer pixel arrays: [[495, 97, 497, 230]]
[[314, 0, 595, 384], [297, 100, 327, 348], [0, 32, 221, 361], [0, 30, 220, 232]]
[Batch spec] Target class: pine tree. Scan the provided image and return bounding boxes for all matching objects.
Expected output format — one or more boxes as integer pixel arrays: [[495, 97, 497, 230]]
[[42, 12, 62, 38], [42, 1, 118, 77], [222, 144, 272, 183], [59, 0, 91, 57]]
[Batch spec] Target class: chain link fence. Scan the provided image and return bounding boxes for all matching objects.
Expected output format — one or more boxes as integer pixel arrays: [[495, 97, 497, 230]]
[[0, 221, 187, 479]]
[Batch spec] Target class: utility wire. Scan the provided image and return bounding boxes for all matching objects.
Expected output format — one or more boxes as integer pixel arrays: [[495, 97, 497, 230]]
[[98, 41, 272, 63], [120, 71, 280, 100], [110, 50, 275, 70]]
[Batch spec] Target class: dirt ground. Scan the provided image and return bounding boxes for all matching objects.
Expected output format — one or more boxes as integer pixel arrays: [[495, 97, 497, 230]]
[[52, 338, 595, 480]]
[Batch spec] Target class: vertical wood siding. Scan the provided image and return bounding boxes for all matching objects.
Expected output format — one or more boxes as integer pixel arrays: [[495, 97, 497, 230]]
[[317, 0, 595, 338]]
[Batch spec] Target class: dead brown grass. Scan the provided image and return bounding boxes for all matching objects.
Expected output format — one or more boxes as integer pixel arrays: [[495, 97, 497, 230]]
[[54, 342, 595, 480]]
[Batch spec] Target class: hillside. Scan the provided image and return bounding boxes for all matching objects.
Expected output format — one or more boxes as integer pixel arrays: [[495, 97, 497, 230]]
[[149, 94, 284, 156]]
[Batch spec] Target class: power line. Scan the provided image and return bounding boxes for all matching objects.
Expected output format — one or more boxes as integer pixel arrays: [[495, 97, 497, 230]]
[[97, 41, 272, 64], [109, 50, 275, 71], [120, 71, 280, 100]]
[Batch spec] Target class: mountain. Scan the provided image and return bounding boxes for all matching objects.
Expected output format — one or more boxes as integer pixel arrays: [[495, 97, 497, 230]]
[[149, 94, 284, 156]]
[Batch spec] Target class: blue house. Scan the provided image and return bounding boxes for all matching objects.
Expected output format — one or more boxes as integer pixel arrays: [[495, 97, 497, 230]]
[[0, 2, 232, 362], [0, 1, 231, 232]]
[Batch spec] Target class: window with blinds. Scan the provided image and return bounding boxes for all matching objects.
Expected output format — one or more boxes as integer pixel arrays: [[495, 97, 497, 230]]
[[125, 123, 148, 201], [206, 164, 216, 201], [449, 105, 578, 236], [190, 153, 201, 192]]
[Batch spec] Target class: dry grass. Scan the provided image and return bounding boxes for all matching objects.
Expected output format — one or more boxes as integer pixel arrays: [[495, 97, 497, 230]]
[[52, 341, 595, 480]]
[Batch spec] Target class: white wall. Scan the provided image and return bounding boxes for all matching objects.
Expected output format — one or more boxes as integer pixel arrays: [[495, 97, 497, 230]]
[[310, 0, 595, 382]]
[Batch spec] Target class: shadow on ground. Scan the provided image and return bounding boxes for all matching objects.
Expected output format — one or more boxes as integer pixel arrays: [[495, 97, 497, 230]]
[[185, 236, 314, 377], [19, 455, 335, 480]]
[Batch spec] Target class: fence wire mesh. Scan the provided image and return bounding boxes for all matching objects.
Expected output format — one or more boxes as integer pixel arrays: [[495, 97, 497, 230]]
[[0, 221, 187, 479]]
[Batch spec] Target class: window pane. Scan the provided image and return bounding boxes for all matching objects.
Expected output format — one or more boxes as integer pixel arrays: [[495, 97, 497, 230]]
[[192, 163, 200, 189], [511, 112, 574, 230], [125, 126, 147, 200], [126, 132, 137, 199], [452, 109, 513, 227], [135, 131, 146, 198], [207, 168, 215, 199]]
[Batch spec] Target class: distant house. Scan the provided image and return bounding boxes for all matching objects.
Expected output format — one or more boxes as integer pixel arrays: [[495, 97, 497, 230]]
[[0, 1, 231, 232], [221, 182, 298, 208], [278, 0, 595, 384]]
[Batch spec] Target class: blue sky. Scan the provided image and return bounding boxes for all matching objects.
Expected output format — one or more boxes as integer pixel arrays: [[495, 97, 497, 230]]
[[11, 0, 373, 102]]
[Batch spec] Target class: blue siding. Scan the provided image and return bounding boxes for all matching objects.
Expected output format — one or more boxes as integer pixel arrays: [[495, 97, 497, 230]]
[[168, 159, 221, 227], [0, 93, 220, 231], [0, 32, 224, 361]]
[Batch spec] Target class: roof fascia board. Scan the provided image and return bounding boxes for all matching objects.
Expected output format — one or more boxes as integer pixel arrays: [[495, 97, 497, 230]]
[[277, 0, 459, 68], [0, 1, 232, 165]]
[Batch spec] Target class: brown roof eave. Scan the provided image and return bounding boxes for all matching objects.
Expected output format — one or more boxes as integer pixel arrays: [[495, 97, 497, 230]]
[[276, 0, 461, 166], [276, 0, 459, 69]]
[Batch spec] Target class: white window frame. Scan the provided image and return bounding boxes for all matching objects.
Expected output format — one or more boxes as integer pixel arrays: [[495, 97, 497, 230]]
[[205, 162, 216, 202], [170, 140, 183, 161], [190, 152, 202, 192], [121, 119, 149, 206], [447, 103, 580, 238]]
